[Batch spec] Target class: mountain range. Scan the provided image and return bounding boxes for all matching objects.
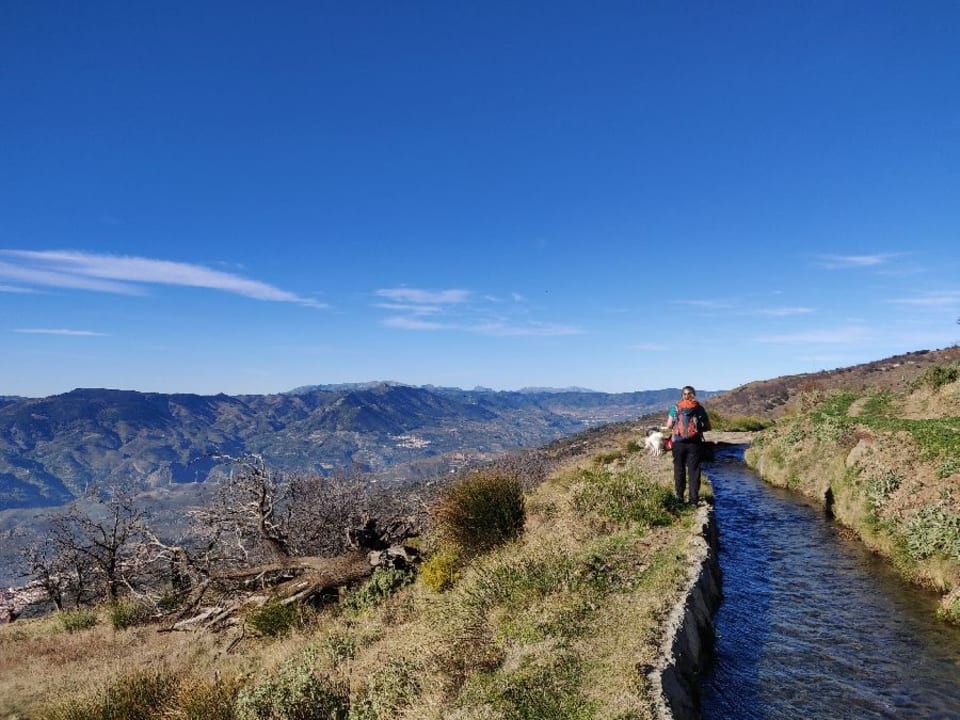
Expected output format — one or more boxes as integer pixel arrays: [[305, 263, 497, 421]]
[[0, 383, 694, 512]]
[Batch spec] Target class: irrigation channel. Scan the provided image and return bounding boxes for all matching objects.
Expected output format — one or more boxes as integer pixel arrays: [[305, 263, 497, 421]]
[[699, 443, 960, 720]]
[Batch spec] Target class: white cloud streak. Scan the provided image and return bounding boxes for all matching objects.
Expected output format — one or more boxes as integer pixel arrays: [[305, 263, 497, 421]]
[[673, 299, 736, 310], [382, 316, 451, 331], [888, 291, 960, 307], [375, 287, 471, 305], [0, 250, 326, 307], [472, 321, 581, 337], [0, 282, 40, 294], [815, 252, 904, 270], [755, 325, 873, 344], [375, 286, 581, 337], [751, 307, 816, 317], [14, 328, 108, 336]]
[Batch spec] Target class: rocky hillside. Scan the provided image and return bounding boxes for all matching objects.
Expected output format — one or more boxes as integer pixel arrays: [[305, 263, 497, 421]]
[[706, 346, 960, 421]]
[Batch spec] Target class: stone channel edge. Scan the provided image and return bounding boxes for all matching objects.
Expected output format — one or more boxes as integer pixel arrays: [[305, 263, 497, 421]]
[[650, 501, 722, 720]]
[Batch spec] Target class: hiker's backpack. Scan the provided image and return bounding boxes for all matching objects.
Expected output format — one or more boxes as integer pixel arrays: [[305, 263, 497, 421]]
[[673, 402, 704, 440]]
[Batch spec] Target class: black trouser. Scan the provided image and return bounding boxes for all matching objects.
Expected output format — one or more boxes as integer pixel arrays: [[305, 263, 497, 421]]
[[672, 439, 703, 504]]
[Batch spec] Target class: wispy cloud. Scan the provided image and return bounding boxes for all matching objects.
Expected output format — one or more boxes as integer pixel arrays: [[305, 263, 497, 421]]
[[814, 252, 904, 270], [472, 321, 580, 337], [888, 291, 960, 307], [14, 328, 108, 336], [373, 303, 445, 316], [382, 316, 451, 331], [755, 325, 872, 344], [374, 287, 471, 305], [673, 299, 736, 310], [0, 282, 40, 294], [0, 250, 326, 308], [375, 286, 582, 337], [750, 306, 816, 317]]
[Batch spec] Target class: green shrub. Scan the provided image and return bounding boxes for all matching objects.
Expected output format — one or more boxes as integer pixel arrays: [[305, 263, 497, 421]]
[[911, 363, 960, 391], [458, 650, 594, 719], [710, 411, 771, 432], [781, 422, 806, 444], [235, 653, 348, 720], [109, 598, 153, 630], [905, 505, 960, 561], [40, 668, 178, 720], [247, 600, 299, 638], [320, 631, 357, 664], [58, 608, 98, 634], [861, 392, 894, 417], [421, 545, 461, 592], [592, 450, 625, 466], [865, 469, 902, 511], [431, 469, 525, 558], [937, 595, 960, 625], [348, 657, 421, 720], [157, 586, 189, 612], [342, 568, 414, 612], [468, 548, 577, 610], [811, 414, 852, 444], [573, 468, 681, 528], [937, 457, 960, 479]]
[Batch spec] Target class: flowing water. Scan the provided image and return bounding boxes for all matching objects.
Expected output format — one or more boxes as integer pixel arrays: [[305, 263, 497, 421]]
[[700, 444, 960, 720]]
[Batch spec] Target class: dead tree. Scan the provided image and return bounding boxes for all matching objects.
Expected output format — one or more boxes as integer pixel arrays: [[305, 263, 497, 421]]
[[32, 489, 148, 605]]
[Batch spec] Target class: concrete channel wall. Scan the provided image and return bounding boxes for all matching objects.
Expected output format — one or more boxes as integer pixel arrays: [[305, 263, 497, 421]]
[[650, 503, 722, 720]]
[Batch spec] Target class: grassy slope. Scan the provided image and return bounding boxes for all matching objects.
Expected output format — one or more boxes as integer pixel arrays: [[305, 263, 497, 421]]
[[743, 364, 960, 622], [0, 424, 706, 720]]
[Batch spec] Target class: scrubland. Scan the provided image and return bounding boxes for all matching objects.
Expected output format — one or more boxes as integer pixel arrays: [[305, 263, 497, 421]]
[[0, 425, 704, 720]]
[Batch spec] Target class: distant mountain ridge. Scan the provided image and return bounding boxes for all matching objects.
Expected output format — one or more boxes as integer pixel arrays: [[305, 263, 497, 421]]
[[0, 383, 694, 512]]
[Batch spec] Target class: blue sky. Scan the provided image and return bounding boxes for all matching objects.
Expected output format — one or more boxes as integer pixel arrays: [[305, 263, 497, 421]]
[[2, 1, 959, 398]]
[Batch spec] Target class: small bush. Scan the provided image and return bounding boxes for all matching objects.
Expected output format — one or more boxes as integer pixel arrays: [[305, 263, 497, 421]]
[[41, 667, 178, 720], [469, 548, 577, 608], [865, 469, 902, 511], [911, 363, 960, 391], [109, 598, 153, 630], [349, 657, 422, 720], [235, 653, 348, 720], [573, 468, 681, 528], [247, 600, 299, 638], [710, 411, 771, 432], [320, 631, 357, 664], [157, 586, 189, 612], [58, 608, 98, 634], [431, 469, 525, 559], [458, 651, 594, 719], [342, 568, 414, 612], [937, 457, 960, 479], [937, 593, 960, 625], [592, 450, 625, 466], [421, 545, 461, 592], [173, 676, 241, 720], [905, 505, 960, 561]]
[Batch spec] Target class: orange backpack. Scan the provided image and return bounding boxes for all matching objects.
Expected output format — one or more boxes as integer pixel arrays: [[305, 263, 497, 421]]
[[673, 399, 704, 440]]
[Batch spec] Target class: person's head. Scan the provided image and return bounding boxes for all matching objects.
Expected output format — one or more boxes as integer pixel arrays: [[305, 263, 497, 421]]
[[681, 386, 696, 399]]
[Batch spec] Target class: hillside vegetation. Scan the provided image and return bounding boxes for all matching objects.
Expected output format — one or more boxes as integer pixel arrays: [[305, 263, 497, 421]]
[[740, 355, 960, 622], [0, 424, 704, 720]]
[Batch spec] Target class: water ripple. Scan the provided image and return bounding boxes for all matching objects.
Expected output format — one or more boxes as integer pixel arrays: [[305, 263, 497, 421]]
[[701, 445, 960, 720]]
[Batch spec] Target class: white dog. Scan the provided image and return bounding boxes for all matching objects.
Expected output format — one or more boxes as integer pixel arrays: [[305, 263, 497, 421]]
[[644, 430, 666, 456]]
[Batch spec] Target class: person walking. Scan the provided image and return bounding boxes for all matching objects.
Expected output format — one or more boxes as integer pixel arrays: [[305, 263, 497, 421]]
[[666, 385, 711, 505]]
